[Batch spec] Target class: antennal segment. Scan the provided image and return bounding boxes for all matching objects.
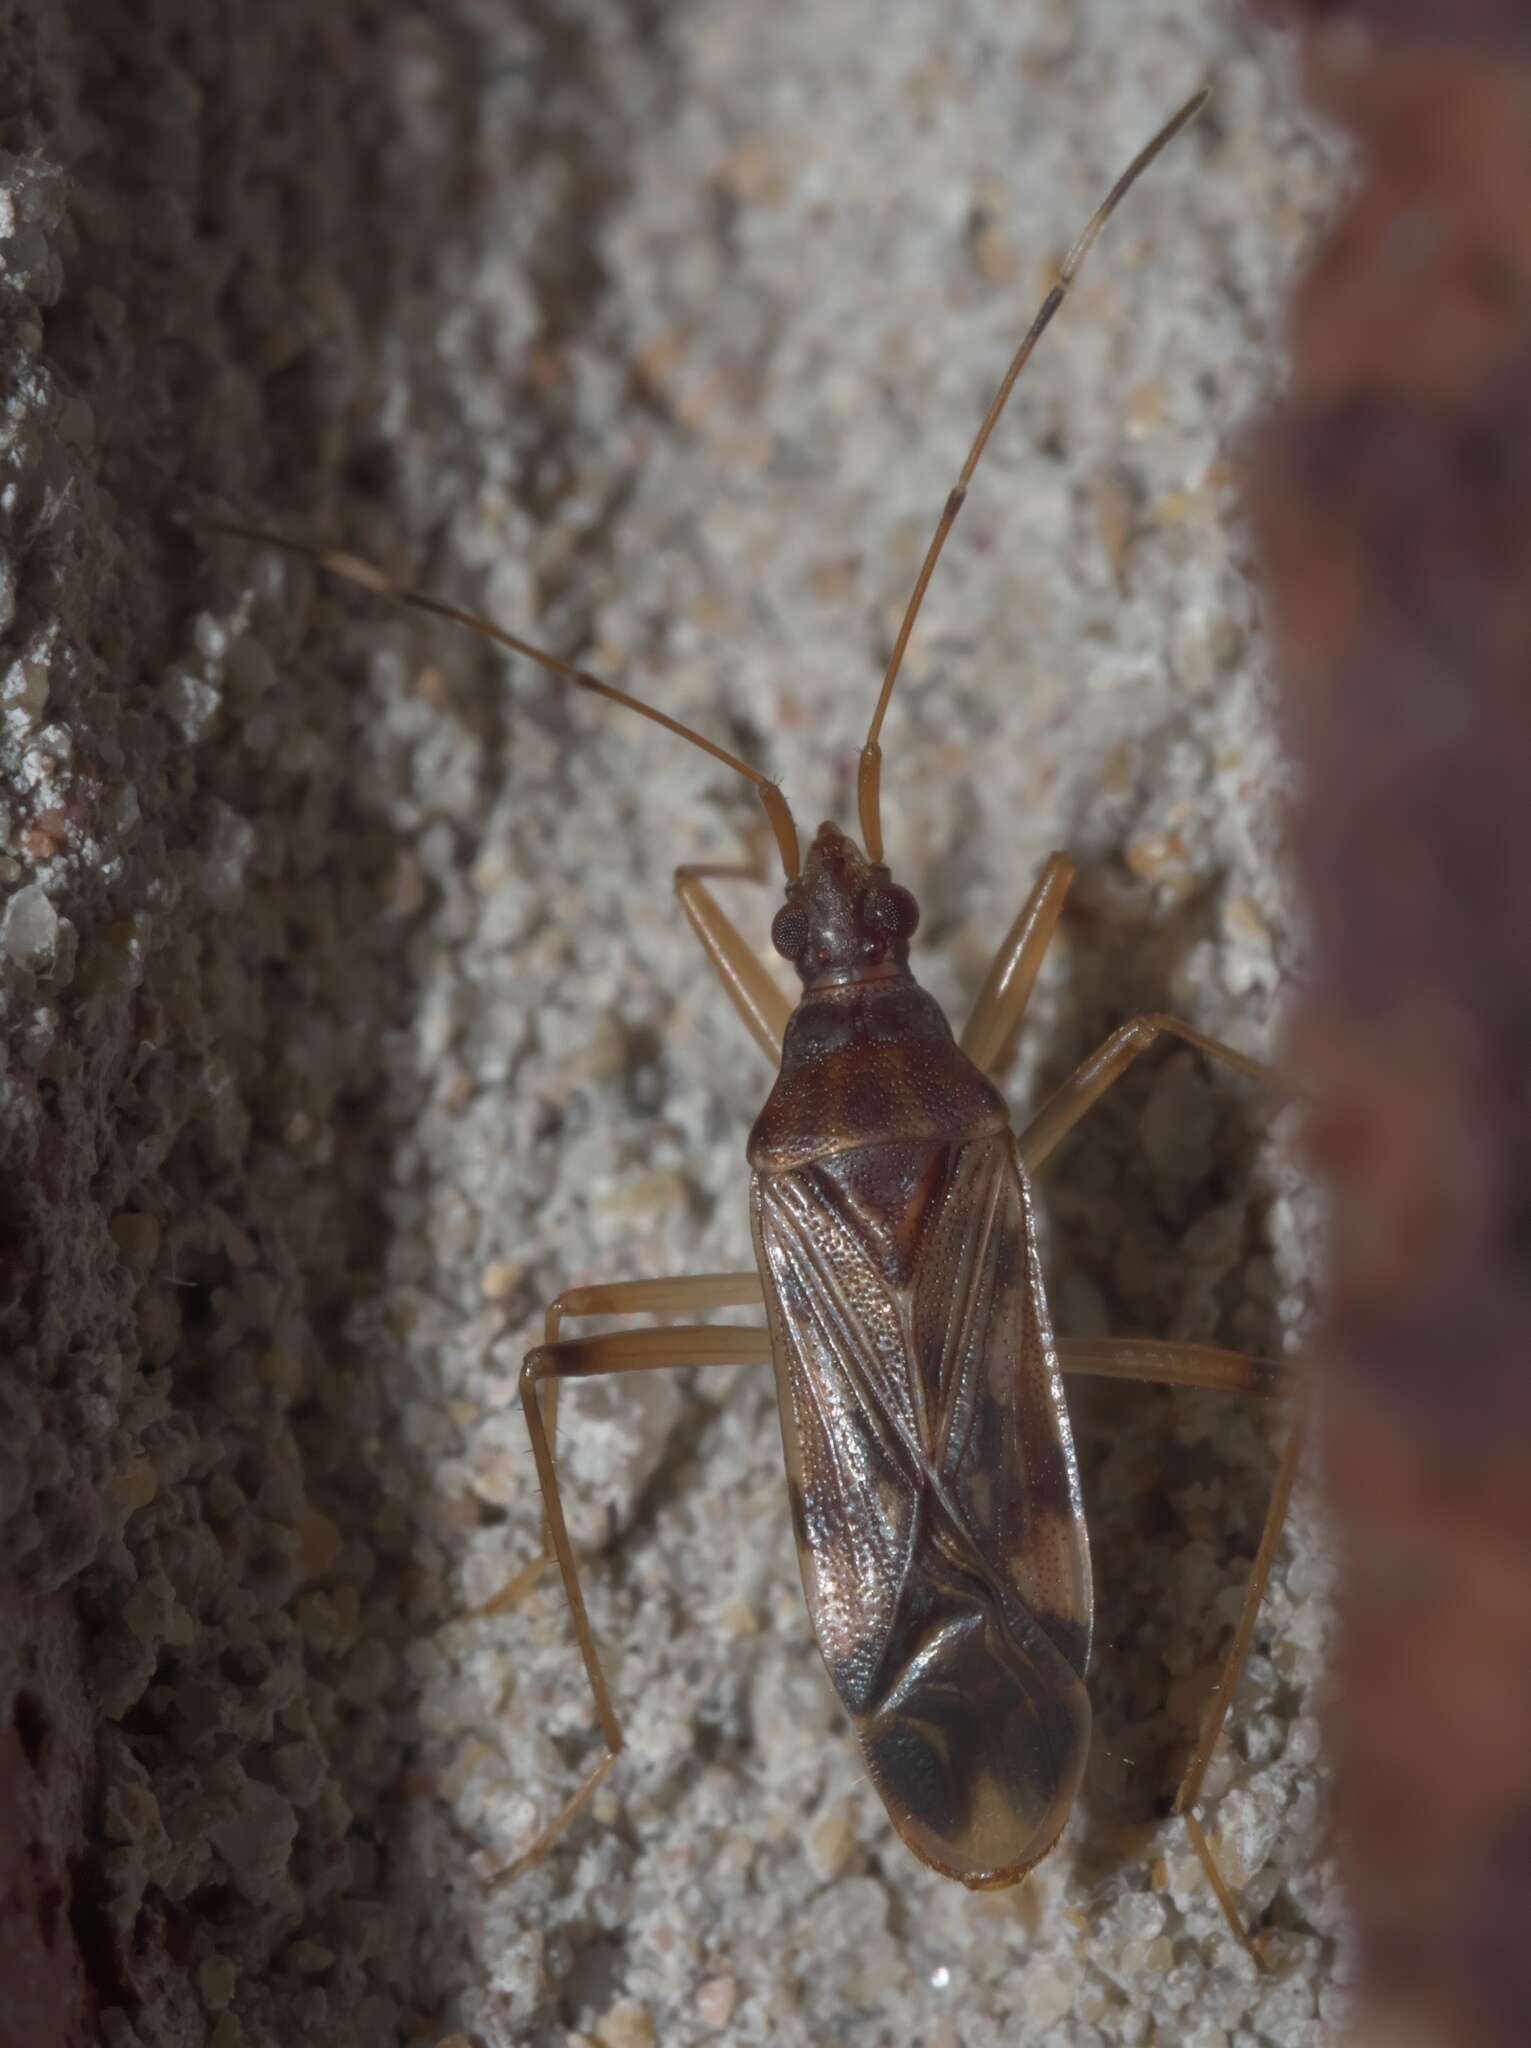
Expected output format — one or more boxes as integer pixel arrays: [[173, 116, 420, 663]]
[[201, 516, 801, 880], [857, 87, 1208, 863]]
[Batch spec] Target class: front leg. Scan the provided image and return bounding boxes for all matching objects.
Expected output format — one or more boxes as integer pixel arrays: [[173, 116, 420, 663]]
[[675, 863, 790, 1061], [1018, 1013, 1286, 1173], [960, 850, 1075, 1077]]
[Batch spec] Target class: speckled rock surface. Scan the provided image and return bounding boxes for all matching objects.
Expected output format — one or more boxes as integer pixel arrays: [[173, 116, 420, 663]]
[[2, 0, 1345, 2042]]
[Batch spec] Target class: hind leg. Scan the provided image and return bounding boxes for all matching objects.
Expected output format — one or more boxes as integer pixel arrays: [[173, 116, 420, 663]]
[[1060, 1333, 1308, 1966]]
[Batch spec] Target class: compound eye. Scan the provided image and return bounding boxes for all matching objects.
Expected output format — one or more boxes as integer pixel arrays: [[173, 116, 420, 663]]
[[771, 901, 809, 961], [864, 883, 919, 944]]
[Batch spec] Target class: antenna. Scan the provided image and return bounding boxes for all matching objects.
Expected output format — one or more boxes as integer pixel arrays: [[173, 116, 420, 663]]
[[199, 516, 802, 881], [856, 87, 1209, 864]]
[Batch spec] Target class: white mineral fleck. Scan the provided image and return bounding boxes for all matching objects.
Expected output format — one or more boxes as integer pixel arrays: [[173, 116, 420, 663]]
[[2, 881, 57, 967], [162, 665, 223, 741]]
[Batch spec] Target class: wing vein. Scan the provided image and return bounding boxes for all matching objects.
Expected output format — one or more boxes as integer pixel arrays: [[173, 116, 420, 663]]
[[931, 1142, 1009, 1475]]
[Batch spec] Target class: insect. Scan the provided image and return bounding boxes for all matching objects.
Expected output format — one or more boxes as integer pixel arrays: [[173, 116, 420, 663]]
[[209, 85, 1305, 1962]]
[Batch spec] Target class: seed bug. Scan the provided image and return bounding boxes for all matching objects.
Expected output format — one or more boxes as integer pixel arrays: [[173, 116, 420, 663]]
[[208, 86, 1306, 1962]]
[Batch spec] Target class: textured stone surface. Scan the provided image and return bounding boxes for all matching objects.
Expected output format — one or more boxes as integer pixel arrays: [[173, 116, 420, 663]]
[[1, 0, 1343, 2042]]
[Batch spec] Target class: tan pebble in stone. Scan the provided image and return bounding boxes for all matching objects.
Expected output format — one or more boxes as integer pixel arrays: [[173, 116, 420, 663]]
[[602, 1166, 693, 1217], [296, 1508, 341, 1578], [111, 1211, 162, 1267], [720, 1598, 758, 1637], [715, 133, 788, 206], [594, 1999, 656, 2048], [110, 1457, 159, 1511], [480, 1258, 523, 1301], [1125, 828, 1190, 883], [285, 1940, 335, 1975], [805, 1803, 856, 1882], [1125, 376, 1167, 438], [971, 216, 1021, 286], [695, 1976, 737, 2029], [198, 1955, 238, 2010]]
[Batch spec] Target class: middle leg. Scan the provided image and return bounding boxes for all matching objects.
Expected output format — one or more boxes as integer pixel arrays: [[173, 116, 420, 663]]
[[1057, 1336, 1292, 1400], [528, 1261, 769, 1548]]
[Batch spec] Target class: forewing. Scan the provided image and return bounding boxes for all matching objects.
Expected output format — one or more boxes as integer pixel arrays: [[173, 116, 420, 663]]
[[751, 1164, 923, 1714], [752, 1135, 1094, 1885]]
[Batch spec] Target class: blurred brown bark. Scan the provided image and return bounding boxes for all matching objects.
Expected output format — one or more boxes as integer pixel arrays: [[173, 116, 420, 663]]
[[1253, 12, 1531, 2046]]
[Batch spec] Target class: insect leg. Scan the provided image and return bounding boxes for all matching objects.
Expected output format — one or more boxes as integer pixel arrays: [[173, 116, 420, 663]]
[[958, 851, 1074, 1075], [1017, 1012, 1286, 1173], [675, 864, 791, 1061], [1064, 1335, 1318, 1957], [528, 1261, 765, 1548], [1056, 1336, 1295, 1400], [1173, 1403, 1310, 1965], [1062, 1333, 1308, 1963], [486, 1281, 770, 1885], [1060, 1331, 1308, 1963], [480, 1272, 767, 1582]]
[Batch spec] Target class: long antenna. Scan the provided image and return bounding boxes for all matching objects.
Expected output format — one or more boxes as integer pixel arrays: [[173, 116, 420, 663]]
[[856, 87, 1209, 864], [200, 516, 802, 881]]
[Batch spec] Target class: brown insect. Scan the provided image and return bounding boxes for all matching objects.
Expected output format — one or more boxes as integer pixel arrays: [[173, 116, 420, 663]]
[[210, 86, 1305, 1962]]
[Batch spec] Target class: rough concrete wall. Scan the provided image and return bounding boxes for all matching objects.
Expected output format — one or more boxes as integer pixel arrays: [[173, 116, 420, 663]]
[[1, 2, 1344, 2044]]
